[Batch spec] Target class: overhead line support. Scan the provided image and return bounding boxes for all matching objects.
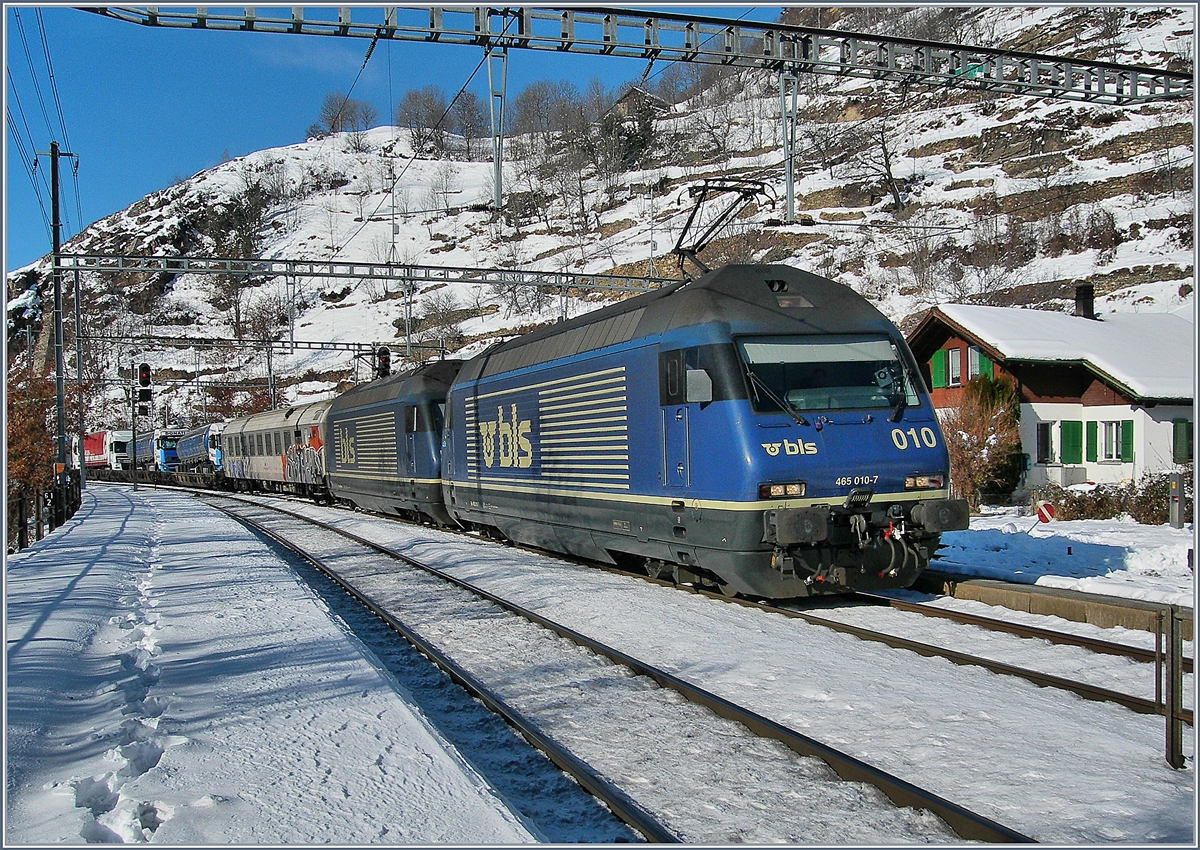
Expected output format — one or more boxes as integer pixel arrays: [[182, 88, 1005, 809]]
[[81, 6, 1191, 104], [57, 253, 673, 294]]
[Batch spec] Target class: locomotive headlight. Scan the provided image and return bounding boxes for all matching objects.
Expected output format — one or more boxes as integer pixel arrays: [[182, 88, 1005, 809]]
[[905, 473, 945, 490], [759, 481, 806, 499]]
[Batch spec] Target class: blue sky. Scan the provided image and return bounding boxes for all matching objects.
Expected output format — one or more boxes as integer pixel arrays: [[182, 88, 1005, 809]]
[[5, 4, 782, 274]]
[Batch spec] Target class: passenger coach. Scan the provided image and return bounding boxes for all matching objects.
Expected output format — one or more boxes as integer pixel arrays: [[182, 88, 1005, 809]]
[[442, 264, 968, 597], [221, 400, 332, 497]]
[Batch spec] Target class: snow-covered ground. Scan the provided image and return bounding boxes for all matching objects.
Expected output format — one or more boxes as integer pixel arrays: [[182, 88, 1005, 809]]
[[937, 505, 1195, 608], [4, 487, 539, 844], [5, 484, 1195, 843]]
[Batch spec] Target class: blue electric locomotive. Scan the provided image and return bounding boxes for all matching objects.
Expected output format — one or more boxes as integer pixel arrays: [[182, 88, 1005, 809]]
[[326, 359, 464, 524], [442, 264, 968, 597]]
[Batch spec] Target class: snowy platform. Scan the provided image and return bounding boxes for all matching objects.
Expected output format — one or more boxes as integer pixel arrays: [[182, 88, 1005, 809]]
[[5, 484, 536, 844], [919, 570, 1194, 635]]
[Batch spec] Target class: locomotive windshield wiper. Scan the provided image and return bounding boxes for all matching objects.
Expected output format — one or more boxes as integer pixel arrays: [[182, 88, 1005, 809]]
[[745, 368, 809, 426], [888, 394, 907, 422]]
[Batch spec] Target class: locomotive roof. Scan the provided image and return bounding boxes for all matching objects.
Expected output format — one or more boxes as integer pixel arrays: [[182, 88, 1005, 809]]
[[328, 358, 464, 411], [459, 264, 894, 383]]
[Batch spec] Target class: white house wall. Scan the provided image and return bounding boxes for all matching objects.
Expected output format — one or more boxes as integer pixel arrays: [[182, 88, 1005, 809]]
[[1019, 402, 1192, 496], [1143, 405, 1193, 473]]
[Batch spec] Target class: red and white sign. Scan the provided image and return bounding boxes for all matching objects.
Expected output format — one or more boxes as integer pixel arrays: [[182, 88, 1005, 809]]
[[1035, 501, 1056, 523]]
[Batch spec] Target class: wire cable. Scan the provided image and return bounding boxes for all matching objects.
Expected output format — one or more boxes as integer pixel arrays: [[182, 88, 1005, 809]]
[[6, 70, 55, 233], [330, 17, 516, 262], [35, 7, 85, 239], [6, 106, 53, 236], [11, 9, 56, 140], [34, 9, 71, 150]]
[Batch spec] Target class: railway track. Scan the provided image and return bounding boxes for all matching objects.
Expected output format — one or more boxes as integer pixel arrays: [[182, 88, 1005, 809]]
[[197, 491, 1031, 844], [579, 559, 1194, 727], [860, 591, 1194, 675], [128, 475, 1192, 728], [102, 476, 1190, 729], [761, 597, 1194, 726]]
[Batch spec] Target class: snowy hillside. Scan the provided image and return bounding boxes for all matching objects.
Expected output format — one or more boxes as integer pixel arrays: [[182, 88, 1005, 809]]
[[6, 5, 1194, 429]]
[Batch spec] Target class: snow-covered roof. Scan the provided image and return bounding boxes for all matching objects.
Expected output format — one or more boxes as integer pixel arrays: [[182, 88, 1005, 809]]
[[933, 303, 1195, 401]]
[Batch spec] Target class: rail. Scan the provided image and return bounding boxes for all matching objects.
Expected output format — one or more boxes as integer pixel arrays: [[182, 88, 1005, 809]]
[[200, 492, 1032, 844]]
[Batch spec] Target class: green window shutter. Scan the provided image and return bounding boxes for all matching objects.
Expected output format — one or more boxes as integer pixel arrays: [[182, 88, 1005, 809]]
[[1060, 421, 1083, 465], [1173, 419, 1194, 464], [978, 350, 993, 379], [1086, 421, 1098, 463], [931, 350, 946, 388], [1120, 420, 1135, 463]]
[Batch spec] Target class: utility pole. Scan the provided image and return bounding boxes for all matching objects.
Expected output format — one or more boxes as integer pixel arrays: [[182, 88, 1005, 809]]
[[75, 269, 86, 490], [487, 47, 507, 212], [37, 141, 75, 527]]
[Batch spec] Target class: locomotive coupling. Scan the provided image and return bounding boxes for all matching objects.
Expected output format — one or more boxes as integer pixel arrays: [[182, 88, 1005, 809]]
[[910, 498, 971, 533]]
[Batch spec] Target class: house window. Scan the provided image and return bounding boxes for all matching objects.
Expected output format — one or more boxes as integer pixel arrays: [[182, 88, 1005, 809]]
[[967, 346, 992, 380], [1101, 421, 1121, 461], [1059, 420, 1083, 465], [1036, 422, 1055, 463], [1173, 419, 1194, 464], [948, 348, 962, 386]]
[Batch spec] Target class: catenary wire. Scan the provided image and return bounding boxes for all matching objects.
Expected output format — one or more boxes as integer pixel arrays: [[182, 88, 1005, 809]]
[[329, 19, 517, 262], [11, 9, 56, 141], [6, 107, 53, 236], [35, 8, 85, 238]]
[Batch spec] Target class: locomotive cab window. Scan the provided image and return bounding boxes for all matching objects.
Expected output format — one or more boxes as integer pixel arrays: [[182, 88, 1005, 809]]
[[737, 334, 920, 414]]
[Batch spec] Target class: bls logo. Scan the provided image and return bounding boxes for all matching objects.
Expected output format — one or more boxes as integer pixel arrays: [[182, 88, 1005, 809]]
[[479, 403, 534, 469], [761, 439, 818, 457], [336, 425, 356, 465]]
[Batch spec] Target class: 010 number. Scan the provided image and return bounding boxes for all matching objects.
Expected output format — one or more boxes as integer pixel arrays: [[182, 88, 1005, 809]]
[[891, 427, 938, 450]]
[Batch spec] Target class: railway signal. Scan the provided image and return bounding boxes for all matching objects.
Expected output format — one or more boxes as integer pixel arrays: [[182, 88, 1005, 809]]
[[375, 346, 391, 378], [137, 362, 152, 416]]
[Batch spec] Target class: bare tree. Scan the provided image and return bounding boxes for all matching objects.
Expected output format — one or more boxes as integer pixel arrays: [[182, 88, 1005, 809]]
[[316, 92, 377, 135], [942, 375, 1023, 509], [509, 80, 585, 154], [831, 119, 908, 211], [415, 289, 464, 347], [397, 86, 449, 156], [450, 90, 488, 160], [1094, 7, 1126, 62]]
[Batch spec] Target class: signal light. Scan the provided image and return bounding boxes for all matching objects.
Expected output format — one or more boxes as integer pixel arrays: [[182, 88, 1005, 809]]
[[137, 388, 151, 402], [138, 362, 152, 387], [375, 346, 391, 378], [137, 405, 149, 417]]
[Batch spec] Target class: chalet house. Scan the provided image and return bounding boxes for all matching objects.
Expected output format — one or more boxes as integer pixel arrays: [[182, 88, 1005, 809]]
[[612, 86, 670, 119], [906, 286, 1194, 496]]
